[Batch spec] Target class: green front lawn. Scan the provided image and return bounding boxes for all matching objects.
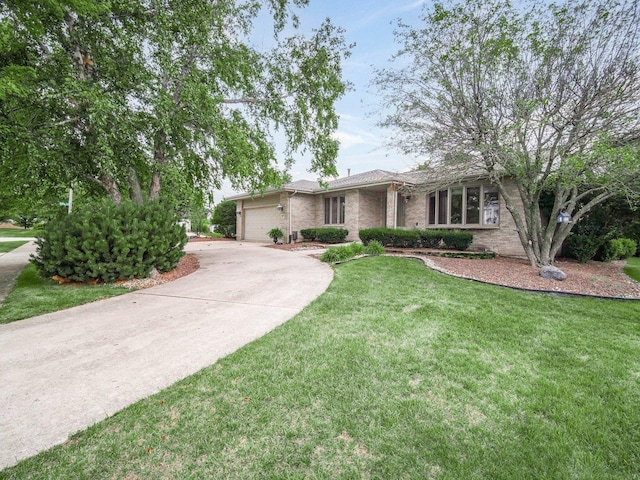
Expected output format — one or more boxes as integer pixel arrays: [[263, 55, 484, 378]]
[[2, 256, 639, 479], [0, 228, 39, 238], [624, 256, 640, 283], [0, 241, 27, 253], [0, 264, 130, 324]]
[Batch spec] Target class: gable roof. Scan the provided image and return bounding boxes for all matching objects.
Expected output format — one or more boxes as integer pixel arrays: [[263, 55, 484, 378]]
[[228, 169, 413, 200], [226, 167, 487, 201]]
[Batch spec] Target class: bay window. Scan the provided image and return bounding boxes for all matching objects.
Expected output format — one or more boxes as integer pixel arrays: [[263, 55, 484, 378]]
[[426, 185, 499, 226]]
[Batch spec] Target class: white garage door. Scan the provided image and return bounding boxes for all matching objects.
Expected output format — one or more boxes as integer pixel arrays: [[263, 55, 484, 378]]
[[244, 206, 281, 241]]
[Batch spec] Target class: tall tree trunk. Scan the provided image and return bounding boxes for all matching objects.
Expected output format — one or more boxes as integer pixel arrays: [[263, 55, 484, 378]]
[[149, 170, 161, 200], [128, 168, 143, 204], [88, 173, 122, 203], [149, 130, 167, 200]]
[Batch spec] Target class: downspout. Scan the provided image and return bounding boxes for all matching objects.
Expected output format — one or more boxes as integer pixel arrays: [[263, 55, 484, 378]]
[[392, 183, 397, 229], [288, 190, 298, 243]]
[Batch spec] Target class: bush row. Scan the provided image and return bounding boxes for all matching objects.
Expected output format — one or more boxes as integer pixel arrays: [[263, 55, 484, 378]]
[[31, 199, 187, 283], [566, 235, 637, 263], [300, 227, 349, 244], [359, 228, 474, 251]]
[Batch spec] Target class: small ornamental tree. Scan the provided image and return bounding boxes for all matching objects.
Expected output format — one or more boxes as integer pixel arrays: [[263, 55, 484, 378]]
[[212, 200, 237, 238], [375, 0, 640, 267], [31, 199, 187, 283]]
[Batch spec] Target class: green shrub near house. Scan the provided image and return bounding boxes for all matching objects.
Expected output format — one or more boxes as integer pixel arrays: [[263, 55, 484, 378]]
[[31, 199, 187, 283], [566, 233, 602, 263], [441, 230, 473, 251], [419, 229, 444, 248], [359, 227, 393, 246], [300, 227, 348, 243], [598, 238, 637, 262], [360, 227, 473, 251], [390, 229, 421, 248]]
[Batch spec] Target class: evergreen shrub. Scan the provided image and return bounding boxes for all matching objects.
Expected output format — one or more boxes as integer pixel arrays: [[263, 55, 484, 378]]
[[419, 230, 444, 248], [31, 199, 187, 283], [566, 233, 602, 263], [300, 227, 348, 243], [360, 228, 472, 250], [598, 238, 637, 262], [441, 231, 473, 250], [359, 228, 393, 246], [390, 229, 421, 248]]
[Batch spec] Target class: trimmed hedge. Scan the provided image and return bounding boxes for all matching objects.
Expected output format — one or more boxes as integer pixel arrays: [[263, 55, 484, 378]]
[[300, 227, 348, 244], [419, 230, 444, 248], [359, 227, 393, 246], [441, 231, 474, 251], [360, 227, 473, 251], [31, 199, 187, 283]]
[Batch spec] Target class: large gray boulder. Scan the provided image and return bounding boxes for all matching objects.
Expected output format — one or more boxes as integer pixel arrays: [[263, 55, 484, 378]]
[[539, 265, 567, 281]]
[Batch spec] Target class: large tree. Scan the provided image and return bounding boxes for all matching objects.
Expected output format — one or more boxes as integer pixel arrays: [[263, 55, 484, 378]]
[[374, 0, 640, 266], [0, 1, 350, 207]]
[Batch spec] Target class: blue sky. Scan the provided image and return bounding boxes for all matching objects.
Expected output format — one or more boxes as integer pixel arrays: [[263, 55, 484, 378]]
[[216, 0, 428, 201]]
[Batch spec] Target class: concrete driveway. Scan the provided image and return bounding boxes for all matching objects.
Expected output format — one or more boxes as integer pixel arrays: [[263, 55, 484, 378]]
[[0, 241, 333, 469]]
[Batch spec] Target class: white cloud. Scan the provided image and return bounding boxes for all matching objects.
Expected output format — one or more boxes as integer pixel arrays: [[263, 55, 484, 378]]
[[333, 131, 366, 149]]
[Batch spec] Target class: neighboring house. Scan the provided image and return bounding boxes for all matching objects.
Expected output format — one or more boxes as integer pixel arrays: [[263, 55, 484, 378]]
[[228, 169, 526, 256]]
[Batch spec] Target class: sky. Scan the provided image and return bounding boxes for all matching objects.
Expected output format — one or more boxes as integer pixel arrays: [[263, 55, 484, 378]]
[[215, 0, 428, 202]]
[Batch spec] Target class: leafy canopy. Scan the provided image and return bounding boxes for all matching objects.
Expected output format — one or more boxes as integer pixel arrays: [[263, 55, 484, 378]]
[[0, 0, 351, 209]]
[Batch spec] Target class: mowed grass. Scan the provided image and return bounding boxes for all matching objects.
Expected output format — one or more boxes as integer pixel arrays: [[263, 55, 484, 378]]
[[0, 264, 130, 324], [0, 228, 39, 237], [0, 241, 27, 253], [2, 256, 639, 479], [624, 256, 640, 283]]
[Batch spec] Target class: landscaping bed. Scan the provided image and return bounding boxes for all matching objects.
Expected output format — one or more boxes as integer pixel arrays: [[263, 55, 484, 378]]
[[418, 255, 640, 299]]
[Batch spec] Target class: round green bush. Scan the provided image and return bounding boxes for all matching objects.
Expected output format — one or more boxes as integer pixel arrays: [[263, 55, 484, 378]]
[[31, 199, 187, 283]]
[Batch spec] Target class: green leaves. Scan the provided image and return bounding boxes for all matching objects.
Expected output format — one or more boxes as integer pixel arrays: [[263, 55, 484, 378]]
[[1, 0, 350, 206], [375, 0, 640, 266], [30, 199, 187, 283]]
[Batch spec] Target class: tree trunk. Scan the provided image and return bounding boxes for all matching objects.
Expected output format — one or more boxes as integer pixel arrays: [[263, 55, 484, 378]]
[[96, 173, 122, 203], [128, 168, 143, 204], [149, 130, 167, 200], [149, 170, 161, 200]]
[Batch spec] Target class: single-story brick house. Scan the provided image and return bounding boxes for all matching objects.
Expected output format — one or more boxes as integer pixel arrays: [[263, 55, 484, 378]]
[[228, 169, 527, 256]]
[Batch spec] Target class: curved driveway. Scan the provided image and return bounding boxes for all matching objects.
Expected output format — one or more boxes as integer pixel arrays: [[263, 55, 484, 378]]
[[0, 241, 333, 469]]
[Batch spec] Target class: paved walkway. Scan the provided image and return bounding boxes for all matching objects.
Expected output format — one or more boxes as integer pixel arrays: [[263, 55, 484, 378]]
[[0, 241, 333, 470], [0, 239, 37, 305]]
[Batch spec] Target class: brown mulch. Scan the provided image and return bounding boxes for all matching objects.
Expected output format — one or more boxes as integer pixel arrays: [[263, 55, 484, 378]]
[[118, 253, 199, 290], [269, 242, 640, 298], [188, 236, 235, 243], [267, 242, 327, 251], [413, 255, 640, 299]]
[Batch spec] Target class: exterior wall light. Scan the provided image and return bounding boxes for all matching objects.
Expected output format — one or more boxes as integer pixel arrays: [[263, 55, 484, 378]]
[[276, 203, 284, 212], [557, 210, 571, 224]]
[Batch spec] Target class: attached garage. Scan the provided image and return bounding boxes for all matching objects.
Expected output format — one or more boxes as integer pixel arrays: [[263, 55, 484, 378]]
[[243, 205, 281, 242]]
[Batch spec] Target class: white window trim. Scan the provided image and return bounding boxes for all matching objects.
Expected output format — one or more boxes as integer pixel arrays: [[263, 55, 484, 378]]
[[426, 184, 500, 228]]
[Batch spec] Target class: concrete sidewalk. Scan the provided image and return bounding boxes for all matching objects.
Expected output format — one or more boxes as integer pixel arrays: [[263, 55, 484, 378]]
[[0, 240, 37, 305], [0, 241, 333, 469]]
